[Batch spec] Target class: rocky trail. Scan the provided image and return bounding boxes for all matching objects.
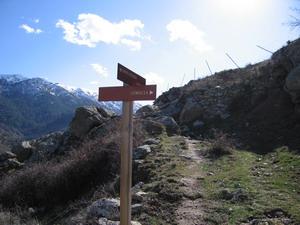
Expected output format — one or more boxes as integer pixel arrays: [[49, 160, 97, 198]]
[[175, 138, 205, 225], [176, 138, 211, 225]]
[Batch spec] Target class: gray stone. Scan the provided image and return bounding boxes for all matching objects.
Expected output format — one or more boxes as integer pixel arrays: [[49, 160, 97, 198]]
[[11, 141, 33, 162], [132, 191, 148, 203], [140, 119, 165, 136], [98, 218, 119, 225], [179, 101, 204, 124], [0, 151, 16, 162], [133, 145, 151, 160], [155, 116, 180, 135], [27, 132, 64, 162], [132, 182, 144, 193], [132, 204, 143, 215], [69, 107, 111, 138], [143, 138, 160, 145], [135, 105, 155, 117], [192, 120, 204, 129], [87, 198, 120, 221], [98, 218, 142, 225]]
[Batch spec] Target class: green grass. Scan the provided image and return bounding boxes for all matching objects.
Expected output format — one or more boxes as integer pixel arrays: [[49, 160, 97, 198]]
[[201, 146, 300, 224]]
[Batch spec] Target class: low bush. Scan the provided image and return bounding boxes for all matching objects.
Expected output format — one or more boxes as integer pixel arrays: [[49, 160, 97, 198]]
[[207, 131, 233, 158], [0, 143, 119, 208]]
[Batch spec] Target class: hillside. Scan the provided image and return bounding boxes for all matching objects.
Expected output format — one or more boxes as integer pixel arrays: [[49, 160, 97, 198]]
[[138, 38, 300, 153], [0, 75, 139, 144]]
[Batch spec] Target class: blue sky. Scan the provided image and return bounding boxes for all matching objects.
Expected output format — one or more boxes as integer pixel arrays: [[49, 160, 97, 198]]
[[0, 0, 299, 97]]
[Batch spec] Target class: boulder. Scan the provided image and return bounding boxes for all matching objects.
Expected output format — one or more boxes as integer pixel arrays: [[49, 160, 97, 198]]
[[133, 145, 151, 160], [140, 119, 164, 136], [285, 65, 300, 104], [135, 105, 155, 117], [179, 100, 204, 124], [98, 218, 142, 225], [0, 157, 23, 172], [143, 138, 160, 145], [192, 120, 205, 129], [132, 204, 143, 215], [87, 198, 120, 221], [11, 141, 33, 162], [0, 151, 16, 161], [69, 107, 112, 138], [155, 116, 180, 135], [132, 191, 148, 203], [24, 132, 64, 163], [98, 218, 119, 225]]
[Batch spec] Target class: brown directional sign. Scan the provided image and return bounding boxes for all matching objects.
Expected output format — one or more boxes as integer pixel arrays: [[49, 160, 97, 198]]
[[117, 63, 146, 86], [99, 85, 156, 101], [98, 63, 156, 225]]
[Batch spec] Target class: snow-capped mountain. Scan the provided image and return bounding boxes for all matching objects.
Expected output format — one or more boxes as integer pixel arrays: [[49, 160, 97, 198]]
[[0, 74, 141, 139], [0, 74, 27, 83]]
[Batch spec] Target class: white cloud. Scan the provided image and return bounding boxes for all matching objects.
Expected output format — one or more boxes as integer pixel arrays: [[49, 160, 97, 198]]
[[90, 81, 101, 85], [56, 13, 146, 51], [20, 24, 42, 34], [34, 19, 39, 23], [144, 72, 165, 85], [166, 19, 212, 53], [90, 63, 109, 77]]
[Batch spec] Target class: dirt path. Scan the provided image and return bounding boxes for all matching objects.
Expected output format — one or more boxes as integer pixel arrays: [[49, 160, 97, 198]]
[[175, 138, 207, 225]]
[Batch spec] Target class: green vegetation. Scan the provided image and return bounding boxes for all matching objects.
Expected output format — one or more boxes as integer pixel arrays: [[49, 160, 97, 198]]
[[201, 146, 300, 224]]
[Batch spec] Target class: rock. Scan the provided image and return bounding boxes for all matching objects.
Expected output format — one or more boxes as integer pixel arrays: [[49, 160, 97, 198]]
[[133, 145, 151, 160], [132, 182, 144, 193], [139, 119, 164, 136], [98, 218, 142, 225], [135, 105, 155, 117], [132, 191, 148, 203], [155, 116, 180, 135], [143, 138, 160, 145], [179, 100, 204, 124], [87, 198, 120, 221], [11, 141, 33, 162], [69, 107, 112, 138], [285, 65, 300, 104], [132, 204, 143, 215], [0, 151, 16, 161], [0, 157, 23, 172], [192, 120, 205, 129], [28, 132, 64, 162], [98, 218, 119, 225]]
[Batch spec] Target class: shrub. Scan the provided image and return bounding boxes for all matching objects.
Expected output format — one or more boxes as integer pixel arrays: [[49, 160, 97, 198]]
[[207, 131, 233, 158], [0, 143, 119, 208]]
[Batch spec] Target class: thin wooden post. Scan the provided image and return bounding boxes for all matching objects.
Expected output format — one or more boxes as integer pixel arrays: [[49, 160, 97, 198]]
[[120, 100, 133, 225], [225, 53, 240, 69]]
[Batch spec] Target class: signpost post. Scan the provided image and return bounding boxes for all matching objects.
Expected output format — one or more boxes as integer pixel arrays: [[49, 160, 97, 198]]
[[99, 64, 156, 225]]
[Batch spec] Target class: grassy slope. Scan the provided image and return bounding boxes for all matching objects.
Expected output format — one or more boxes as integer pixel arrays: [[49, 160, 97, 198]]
[[138, 135, 300, 225], [201, 146, 300, 224]]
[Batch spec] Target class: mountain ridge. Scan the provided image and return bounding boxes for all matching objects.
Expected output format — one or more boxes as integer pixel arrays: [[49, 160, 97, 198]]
[[0, 74, 140, 143]]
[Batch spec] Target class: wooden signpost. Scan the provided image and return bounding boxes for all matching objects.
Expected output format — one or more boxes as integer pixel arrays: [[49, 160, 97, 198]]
[[99, 64, 157, 225]]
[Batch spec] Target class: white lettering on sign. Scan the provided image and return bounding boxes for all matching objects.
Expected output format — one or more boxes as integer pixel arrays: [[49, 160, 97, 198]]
[[130, 90, 153, 96]]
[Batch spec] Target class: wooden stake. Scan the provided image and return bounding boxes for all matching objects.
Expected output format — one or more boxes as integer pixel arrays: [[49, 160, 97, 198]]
[[120, 100, 133, 225], [225, 53, 240, 69]]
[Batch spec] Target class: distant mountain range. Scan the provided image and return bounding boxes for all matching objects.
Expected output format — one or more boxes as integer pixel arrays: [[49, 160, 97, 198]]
[[0, 74, 140, 141]]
